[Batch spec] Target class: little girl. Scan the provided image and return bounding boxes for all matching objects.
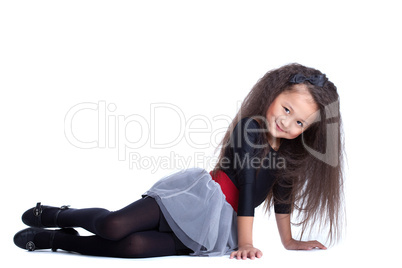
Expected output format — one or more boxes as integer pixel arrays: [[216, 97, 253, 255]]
[[14, 63, 344, 260]]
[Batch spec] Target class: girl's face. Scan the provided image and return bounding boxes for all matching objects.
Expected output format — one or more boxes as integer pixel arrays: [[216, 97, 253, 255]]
[[265, 85, 319, 140]]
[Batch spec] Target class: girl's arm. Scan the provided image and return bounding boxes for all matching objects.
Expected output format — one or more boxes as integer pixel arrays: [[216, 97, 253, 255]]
[[229, 216, 263, 260], [275, 213, 327, 250]]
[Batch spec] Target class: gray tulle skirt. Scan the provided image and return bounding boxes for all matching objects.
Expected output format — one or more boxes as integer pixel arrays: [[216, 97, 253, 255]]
[[142, 167, 238, 256]]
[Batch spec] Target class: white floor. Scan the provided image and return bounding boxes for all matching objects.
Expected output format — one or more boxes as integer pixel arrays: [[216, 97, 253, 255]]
[[3, 234, 396, 268]]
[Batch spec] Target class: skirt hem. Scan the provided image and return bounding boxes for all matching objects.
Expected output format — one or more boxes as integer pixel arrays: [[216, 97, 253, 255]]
[[142, 167, 238, 256]]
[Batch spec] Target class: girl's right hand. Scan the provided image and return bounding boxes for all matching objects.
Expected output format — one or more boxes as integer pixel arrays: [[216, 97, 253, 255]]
[[230, 244, 263, 260]]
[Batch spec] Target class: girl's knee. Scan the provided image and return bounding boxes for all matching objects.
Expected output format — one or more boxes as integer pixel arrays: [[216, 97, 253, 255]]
[[122, 232, 177, 258], [124, 233, 148, 257], [95, 213, 125, 240]]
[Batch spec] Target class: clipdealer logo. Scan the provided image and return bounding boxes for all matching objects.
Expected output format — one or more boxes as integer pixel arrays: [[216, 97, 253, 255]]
[[63, 101, 236, 172]]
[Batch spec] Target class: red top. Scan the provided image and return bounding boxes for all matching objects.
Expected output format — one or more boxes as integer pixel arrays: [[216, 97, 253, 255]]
[[210, 170, 239, 213]]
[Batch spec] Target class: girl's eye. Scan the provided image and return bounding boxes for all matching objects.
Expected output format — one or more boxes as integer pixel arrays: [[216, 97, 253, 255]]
[[297, 121, 303, 127], [283, 107, 290, 114]]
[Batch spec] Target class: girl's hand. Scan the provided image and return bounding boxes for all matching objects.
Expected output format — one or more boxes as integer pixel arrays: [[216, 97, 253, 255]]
[[230, 244, 263, 260], [284, 239, 327, 250]]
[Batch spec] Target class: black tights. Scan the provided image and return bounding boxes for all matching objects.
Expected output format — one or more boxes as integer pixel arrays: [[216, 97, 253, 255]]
[[48, 197, 192, 258]]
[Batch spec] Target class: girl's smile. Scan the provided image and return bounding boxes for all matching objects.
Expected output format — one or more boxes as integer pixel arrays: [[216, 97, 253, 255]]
[[276, 122, 285, 132]]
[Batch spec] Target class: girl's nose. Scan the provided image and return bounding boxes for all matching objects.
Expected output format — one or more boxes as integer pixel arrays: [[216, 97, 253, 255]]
[[280, 117, 290, 129]]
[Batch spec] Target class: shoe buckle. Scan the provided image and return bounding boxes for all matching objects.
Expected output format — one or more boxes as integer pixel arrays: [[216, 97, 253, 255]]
[[26, 241, 36, 251], [33, 202, 42, 217]]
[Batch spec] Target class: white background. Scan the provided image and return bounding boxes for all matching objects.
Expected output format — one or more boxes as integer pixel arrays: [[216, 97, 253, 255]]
[[1, 1, 400, 267]]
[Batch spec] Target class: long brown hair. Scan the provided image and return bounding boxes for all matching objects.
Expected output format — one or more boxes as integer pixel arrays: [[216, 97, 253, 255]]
[[212, 63, 345, 245]]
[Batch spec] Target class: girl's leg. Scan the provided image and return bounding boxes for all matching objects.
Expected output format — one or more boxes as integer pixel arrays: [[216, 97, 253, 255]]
[[47, 197, 160, 240], [53, 230, 192, 258], [18, 197, 194, 257]]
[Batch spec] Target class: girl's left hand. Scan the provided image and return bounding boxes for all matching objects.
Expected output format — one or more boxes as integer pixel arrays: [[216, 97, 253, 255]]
[[284, 239, 327, 250]]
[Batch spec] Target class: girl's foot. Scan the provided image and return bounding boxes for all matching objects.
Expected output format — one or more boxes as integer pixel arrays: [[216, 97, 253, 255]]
[[13, 227, 79, 251], [22, 202, 70, 228]]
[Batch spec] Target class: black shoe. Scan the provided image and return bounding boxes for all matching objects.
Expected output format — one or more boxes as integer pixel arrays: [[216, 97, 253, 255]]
[[22, 202, 70, 228], [13, 227, 79, 252]]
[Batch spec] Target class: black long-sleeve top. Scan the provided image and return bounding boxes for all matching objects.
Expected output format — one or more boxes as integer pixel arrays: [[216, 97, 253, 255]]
[[221, 117, 292, 217]]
